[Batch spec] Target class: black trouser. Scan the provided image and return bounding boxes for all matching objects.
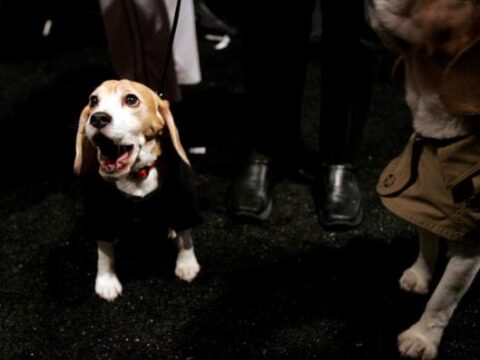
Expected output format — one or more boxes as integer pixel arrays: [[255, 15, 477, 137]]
[[241, 0, 380, 166]]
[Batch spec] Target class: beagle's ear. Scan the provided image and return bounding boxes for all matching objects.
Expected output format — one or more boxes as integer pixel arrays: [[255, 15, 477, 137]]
[[440, 37, 480, 115], [73, 105, 98, 175], [155, 96, 190, 166]]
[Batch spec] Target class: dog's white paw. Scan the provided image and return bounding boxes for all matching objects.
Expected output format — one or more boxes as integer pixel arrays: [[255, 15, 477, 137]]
[[175, 249, 200, 282], [400, 268, 429, 294], [398, 328, 438, 360], [95, 273, 123, 301]]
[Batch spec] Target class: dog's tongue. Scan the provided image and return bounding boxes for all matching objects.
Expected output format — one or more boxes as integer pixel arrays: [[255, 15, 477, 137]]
[[104, 151, 130, 171]]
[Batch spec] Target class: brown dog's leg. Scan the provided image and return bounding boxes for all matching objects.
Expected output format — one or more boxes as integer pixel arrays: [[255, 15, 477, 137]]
[[398, 243, 480, 359], [400, 228, 440, 294]]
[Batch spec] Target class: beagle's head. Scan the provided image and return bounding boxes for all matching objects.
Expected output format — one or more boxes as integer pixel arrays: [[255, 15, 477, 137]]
[[74, 79, 189, 180]]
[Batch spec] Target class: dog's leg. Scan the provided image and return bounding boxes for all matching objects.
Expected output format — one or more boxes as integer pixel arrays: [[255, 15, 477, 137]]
[[173, 229, 200, 282], [95, 240, 123, 301], [400, 228, 440, 294], [398, 243, 480, 360]]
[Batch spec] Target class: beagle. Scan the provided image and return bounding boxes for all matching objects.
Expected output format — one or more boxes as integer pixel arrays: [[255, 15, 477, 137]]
[[369, 1, 480, 358], [74, 79, 201, 301]]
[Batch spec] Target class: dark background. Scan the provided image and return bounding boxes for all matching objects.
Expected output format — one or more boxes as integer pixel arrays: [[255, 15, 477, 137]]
[[0, 1, 479, 359]]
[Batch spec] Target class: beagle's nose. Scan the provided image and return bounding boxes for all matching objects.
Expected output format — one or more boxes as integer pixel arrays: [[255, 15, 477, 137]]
[[90, 112, 112, 129]]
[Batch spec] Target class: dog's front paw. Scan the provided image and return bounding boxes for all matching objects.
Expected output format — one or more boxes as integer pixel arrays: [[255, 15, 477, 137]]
[[398, 328, 438, 360], [175, 249, 200, 282], [95, 273, 123, 301], [400, 268, 430, 294]]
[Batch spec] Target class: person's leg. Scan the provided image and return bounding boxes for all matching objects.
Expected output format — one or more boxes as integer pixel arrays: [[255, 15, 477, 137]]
[[164, 0, 201, 88], [228, 1, 314, 220], [99, 0, 181, 101], [316, 0, 381, 228]]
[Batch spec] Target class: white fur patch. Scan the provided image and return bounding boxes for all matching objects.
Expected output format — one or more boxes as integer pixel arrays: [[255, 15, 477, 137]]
[[116, 168, 159, 197], [408, 92, 473, 139]]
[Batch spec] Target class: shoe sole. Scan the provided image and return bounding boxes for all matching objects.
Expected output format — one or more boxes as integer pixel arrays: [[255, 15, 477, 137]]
[[318, 208, 363, 231], [232, 199, 273, 222]]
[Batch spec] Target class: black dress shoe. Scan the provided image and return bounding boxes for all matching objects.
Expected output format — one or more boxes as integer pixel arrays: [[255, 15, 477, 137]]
[[317, 164, 362, 229], [228, 159, 273, 221]]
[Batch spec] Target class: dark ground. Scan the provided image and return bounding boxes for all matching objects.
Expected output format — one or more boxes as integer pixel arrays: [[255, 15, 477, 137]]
[[1, 2, 480, 360]]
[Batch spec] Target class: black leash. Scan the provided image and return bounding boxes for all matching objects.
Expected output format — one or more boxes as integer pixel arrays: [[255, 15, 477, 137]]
[[158, 0, 183, 98]]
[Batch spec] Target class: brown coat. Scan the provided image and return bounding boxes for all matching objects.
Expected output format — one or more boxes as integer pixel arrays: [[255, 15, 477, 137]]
[[377, 133, 480, 242]]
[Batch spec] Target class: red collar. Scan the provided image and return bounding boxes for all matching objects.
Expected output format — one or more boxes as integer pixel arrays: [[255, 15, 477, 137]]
[[131, 163, 156, 180]]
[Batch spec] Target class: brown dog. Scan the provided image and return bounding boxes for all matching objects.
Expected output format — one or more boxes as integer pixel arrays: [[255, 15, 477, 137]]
[[369, 1, 480, 358], [74, 79, 201, 301]]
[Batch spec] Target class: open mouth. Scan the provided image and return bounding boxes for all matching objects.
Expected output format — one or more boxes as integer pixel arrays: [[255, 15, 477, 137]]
[[93, 134, 134, 173]]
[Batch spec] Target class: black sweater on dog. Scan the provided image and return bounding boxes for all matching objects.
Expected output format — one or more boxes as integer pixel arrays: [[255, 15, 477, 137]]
[[82, 156, 202, 243]]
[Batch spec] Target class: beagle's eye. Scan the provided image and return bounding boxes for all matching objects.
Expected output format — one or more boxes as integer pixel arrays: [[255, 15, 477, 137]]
[[125, 94, 139, 107], [89, 95, 99, 107]]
